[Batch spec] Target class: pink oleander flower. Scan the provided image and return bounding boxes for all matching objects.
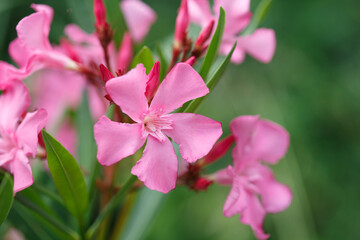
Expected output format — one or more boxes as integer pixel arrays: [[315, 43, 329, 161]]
[[94, 63, 223, 193], [30, 69, 106, 154], [188, 0, 276, 64], [8, 4, 78, 78], [120, 0, 157, 43], [0, 80, 47, 193], [214, 116, 292, 239], [62, 25, 133, 73]]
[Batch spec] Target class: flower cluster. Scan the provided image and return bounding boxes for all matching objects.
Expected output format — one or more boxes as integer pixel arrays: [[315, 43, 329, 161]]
[[0, 0, 291, 239]]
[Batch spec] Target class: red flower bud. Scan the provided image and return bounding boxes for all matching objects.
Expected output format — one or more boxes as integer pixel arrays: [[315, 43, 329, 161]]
[[174, 0, 189, 46], [145, 61, 160, 100], [204, 135, 235, 165], [195, 20, 214, 48], [94, 0, 107, 29], [192, 178, 213, 191], [99, 64, 114, 83], [184, 56, 195, 66]]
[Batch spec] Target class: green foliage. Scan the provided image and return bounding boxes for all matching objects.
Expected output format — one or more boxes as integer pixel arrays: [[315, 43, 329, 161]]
[[183, 42, 237, 113], [131, 46, 155, 74], [76, 90, 97, 187], [86, 175, 137, 239], [42, 130, 89, 219], [198, 7, 226, 81], [65, 0, 94, 33], [0, 172, 13, 226], [120, 188, 165, 240], [242, 0, 273, 35], [104, 0, 127, 47]]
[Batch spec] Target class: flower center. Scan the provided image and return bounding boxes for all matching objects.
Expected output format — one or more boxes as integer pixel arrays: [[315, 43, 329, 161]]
[[142, 113, 173, 142]]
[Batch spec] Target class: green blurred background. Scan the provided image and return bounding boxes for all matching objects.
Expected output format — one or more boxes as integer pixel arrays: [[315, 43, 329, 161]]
[[1, 0, 360, 239]]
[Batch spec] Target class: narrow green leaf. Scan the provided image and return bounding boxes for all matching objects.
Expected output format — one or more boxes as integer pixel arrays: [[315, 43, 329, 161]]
[[242, 0, 273, 35], [42, 130, 89, 218], [86, 175, 137, 239], [184, 41, 237, 113], [0, 172, 13, 226], [104, 0, 128, 47], [120, 188, 165, 240], [15, 194, 79, 240], [131, 46, 155, 74], [199, 7, 226, 80], [10, 202, 54, 240], [65, 0, 94, 33], [76, 90, 96, 175]]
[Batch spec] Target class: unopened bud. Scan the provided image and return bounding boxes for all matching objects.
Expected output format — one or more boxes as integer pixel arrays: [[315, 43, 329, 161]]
[[195, 20, 214, 48], [184, 56, 195, 66], [94, 0, 107, 29], [99, 64, 114, 83], [203, 135, 235, 165], [145, 61, 160, 100], [192, 178, 213, 191], [174, 0, 189, 45]]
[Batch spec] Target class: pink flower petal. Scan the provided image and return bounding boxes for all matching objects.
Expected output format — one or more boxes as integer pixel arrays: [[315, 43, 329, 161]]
[[116, 32, 133, 72], [188, 0, 214, 27], [106, 64, 149, 122], [230, 115, 259, 168], [0, 62, 28, 85], [252, 119, 290, 164], [259, 179, 292, 213], [9, 39, 30, 67], [237, 29, 276, 63], [94, 116, 145, 166], [56, 119, 77, 156], [16, 4, 53, 51], [64, 24, 104, 66], [214, 165, 235, 185], [240, 193, 270, 240], [121, 0, 157, 43], [223, 176, 247, 217], [16, 109, 48, 157], [32, 70, 85, 129], [214, 0, 251, 35], [131, 136, 178, 193], [150, 63, 208, 114], [12, 150, 33, 193], [255, 166, 292, 213], [163, 113, 222, 163], [0, 80, 30, 131]]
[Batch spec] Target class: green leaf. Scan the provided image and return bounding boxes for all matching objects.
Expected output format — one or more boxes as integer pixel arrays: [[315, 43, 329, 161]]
[[198, 7, 226, 80], [14, 195, 79, 240], [131, 46, 155, 74], [242, 0, 273, 35], [86, 175, 137, 239], [42, 130, 89, 219], [76, 90, 96, 175], [65, 0, 94, 33], [120, 188, 165, 240], [104, 0, 128, 47], [0, 172, 13, 226], [184, 41, 237, 113]]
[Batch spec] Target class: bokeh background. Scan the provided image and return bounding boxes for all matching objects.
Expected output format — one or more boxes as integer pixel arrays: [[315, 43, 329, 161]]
[[1, 0, 360, 239]]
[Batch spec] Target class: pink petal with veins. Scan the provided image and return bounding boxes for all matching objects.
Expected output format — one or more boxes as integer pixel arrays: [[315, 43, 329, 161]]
[[131, 136, 178, 193]]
